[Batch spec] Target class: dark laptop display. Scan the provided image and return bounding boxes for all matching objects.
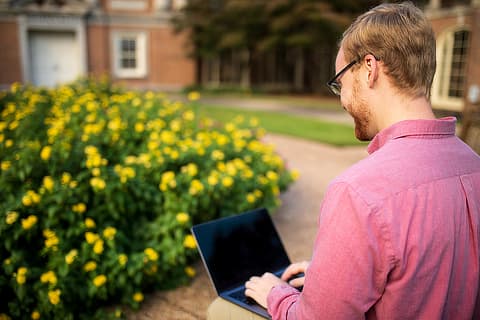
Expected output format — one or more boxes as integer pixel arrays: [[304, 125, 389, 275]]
[[191, 208, 291, 318]]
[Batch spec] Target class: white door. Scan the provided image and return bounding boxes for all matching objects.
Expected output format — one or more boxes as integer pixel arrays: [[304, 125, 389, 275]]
[[29, 30, 81, 87]]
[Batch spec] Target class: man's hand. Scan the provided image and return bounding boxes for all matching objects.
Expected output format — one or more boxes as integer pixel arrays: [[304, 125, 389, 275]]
[[245, 272, 286, 308], [281, 261, 310, 288]]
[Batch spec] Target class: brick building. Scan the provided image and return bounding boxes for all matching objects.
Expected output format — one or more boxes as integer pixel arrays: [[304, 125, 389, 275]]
[[0, 0, 478, 112], [426, 0, 480, 112], [0, 0, 195, 90]]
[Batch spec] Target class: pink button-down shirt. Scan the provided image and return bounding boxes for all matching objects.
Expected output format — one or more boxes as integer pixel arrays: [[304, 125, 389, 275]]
[[268, 117, 480, 319]]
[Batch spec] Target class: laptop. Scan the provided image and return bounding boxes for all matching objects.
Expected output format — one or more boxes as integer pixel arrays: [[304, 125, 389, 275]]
[[191, 208, 292, 319]]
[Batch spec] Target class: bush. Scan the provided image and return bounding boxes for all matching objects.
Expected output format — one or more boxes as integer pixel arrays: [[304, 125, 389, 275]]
[[0, 79, 296, 319]]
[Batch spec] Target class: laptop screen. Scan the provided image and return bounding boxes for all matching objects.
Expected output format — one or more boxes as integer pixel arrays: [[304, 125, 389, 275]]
[[192, 208, 291, 293]]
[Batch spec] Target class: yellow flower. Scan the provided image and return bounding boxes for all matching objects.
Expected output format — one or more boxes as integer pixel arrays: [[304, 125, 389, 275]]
[[43, 229, 59, 249], [48, 289, 61, 305], [83, 261, 97, 272], [93, 274, 107, 287], [42, 176, 54, 192], [40, 146, 52, 160], [144, 248, 158, 261], [93, 239, 104, 254], [17, 267, 27, 275], [21, 215, 38, 230], [133, 292, 144, 302], [40, 270, 57, 285], [187, 91, 200, 101], [181, 163, 198, 177], [170, 119, 181, 132], [85, 218, 96, 228], [266, 171, 278, 181], [159, 171, 176, 191], [84, 145, 98, 156], [183, 235, 196, 249], [291, 169, 300, 181], [185, 266, 196, 277], [134, 122, 145, 133], [176, 212, 189, 224], [85, 232, 99, 244], [207, 175, 218, 186], [221, 176, 234, 188], [61, 172, 72, 184], [183, 110, 195, 121], [91, 168, 101, 177], [118, 254, 128, 266], [160, 130, 175, 145], [211, 150, 224, 161], [86, 154, 102, 168], [5, 140, 13, 148], [72, 203, 87, 213], [31, 310, 40, 320], [16, 267, 27, 285], [250, 117, 259, 127], [90, 177, 106, 191], [6, 211, 18, 225], [246, 193, 256, 204], [189, 179, 204, 196], [65, 249, 78, 265], [22, 190, 41, 206], [1, 161, 11, 171], [103, 227, 117, 240]]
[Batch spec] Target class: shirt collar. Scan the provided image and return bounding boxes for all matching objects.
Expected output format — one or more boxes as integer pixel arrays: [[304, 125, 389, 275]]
[[367, 117, 457, 154]]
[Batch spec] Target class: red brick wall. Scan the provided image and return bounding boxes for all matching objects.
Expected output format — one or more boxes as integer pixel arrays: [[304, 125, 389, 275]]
[[429, 9, 480, 110], [0, 20, 22, 86], [92, 24, 195, 90], [429, 14, 472, 36], [87, 25, 111, 77], [149, 27, 195, 87], [465, 8, 480, 97]]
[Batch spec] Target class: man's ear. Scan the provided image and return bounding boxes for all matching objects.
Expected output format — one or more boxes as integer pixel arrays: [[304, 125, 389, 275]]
[[363, 54, 379, 88]]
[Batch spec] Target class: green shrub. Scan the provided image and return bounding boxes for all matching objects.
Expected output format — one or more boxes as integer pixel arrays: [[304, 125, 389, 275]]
[[0, 79, 296, 319]]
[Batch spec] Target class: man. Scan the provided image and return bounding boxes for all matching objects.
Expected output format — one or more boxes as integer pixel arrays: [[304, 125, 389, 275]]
[[209, 2, 480, 319]]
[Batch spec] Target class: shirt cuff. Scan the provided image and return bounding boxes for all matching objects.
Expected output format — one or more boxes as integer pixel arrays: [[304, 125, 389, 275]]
[[267, 284, 301, 318]]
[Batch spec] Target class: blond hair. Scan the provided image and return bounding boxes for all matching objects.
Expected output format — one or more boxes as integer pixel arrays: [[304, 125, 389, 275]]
[[341, 2, 436, 98]]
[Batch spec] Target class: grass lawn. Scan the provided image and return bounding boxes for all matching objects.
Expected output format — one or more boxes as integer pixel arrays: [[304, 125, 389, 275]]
[[197, 104, 365, 147]]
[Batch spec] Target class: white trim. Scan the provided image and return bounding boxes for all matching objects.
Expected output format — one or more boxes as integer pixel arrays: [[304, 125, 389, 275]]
[[18, 14, 87, 85], [111, 0, 148, 11], [431, 25, 470, 111], [111, 31, 148, 79]]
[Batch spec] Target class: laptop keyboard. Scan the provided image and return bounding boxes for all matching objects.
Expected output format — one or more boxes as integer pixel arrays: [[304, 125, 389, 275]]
[[229, 289, 256, 305]]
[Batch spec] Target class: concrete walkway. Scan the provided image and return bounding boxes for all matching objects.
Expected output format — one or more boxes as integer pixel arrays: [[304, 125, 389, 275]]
[[128, 96, 367, 319]]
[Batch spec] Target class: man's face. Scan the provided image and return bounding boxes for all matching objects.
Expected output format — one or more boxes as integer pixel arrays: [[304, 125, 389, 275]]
[[336, 49, 374, 141]]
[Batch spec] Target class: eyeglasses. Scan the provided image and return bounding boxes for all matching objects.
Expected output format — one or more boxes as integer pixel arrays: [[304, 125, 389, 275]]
[[327, 60, 358, 96]]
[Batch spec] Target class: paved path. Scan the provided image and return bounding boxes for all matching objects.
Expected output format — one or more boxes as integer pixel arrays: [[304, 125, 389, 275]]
[[129, 135, 367, 320]]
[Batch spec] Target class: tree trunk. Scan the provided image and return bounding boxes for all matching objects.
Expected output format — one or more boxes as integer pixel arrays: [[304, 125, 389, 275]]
[[293, 48, 304, 92], [211, 56, 221, 88], [240, 49, 251, 89]]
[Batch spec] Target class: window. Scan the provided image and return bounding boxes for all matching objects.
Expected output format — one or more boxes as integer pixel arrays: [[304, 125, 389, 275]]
[[432, 28, 470, 110], [112, 31, 147, 78], [448, 30, 469, 98]]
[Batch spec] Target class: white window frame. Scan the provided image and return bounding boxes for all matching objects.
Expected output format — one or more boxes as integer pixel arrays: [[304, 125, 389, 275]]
[[112, 31, 147, 79], [431, 27, 470, 111]]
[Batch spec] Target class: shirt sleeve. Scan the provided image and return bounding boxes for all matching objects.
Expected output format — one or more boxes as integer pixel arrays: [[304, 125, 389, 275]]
[[267, 181, 394, 320]]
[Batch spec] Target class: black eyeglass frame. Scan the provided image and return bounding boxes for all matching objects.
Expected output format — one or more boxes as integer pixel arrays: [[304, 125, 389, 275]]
[[326, 60, 358, 96]]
